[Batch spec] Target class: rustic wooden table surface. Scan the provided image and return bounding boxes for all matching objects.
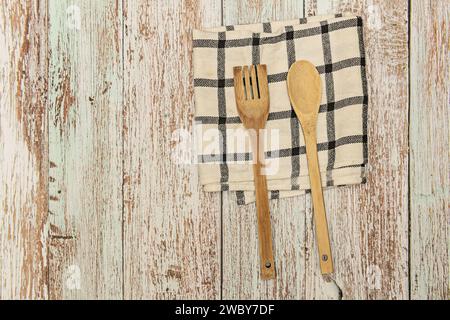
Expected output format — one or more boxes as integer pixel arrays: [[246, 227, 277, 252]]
[[0, 0, 448, 300]]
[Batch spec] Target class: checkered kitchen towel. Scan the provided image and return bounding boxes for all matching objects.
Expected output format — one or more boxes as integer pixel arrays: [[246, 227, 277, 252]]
[[193, 14, 368, 205]]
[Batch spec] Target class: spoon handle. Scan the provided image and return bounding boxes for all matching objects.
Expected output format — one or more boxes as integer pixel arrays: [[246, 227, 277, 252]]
[[304, 127, 334, 276], [252, 132, 276, 280]]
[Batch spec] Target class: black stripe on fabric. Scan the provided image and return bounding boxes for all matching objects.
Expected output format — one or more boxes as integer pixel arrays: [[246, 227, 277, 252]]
[[193, 18, 359, 48], [227, 152, 251, 162], [198, 135, 366, 163], [285, 25, 300, 190], [195, 95, 367, 124], [316, 57, 365, 74], [267, 72, 288, 83], [194, 57, 366, 88], [360, 163, 367, 184], [263, 22, 272, 33], [236, 191, 246, 205], [217, 32, 229, 189], [361, 173, 367, 184], [226, 25, 235, 31], [299, 18, 307, 24], [320, 20, 336, 186], [271, 190, 280, 200], [339, 164, 365, 169], [356, 17, 368, 164], [252, 33, 261, 65], [194, 78, 234, 87]]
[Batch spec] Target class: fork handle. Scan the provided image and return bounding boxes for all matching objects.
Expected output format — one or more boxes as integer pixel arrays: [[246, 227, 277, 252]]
[[252, 133, 276, 280]]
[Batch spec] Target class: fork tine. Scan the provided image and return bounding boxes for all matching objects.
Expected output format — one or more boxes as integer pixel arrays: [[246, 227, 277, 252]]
[[250, 65, 259, 99], [257, 64, 268, 97], [243, 66, 252, 100], [233, 66, 245, 102]]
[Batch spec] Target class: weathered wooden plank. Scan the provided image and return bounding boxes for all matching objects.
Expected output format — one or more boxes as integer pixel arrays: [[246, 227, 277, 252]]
[[47, 0, 123, 299], [222, 194, 308, 299], [305, 0, 409, 299], [2, 0, 445, 301], [122, 0, 222, 299], [410, 0, 449, 300], [0, 0, 49, 299], [223, 0, 305, 25], [221, 0, 307, 299]]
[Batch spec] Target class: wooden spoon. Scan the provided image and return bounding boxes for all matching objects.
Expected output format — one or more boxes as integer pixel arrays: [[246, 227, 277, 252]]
[[287, 60, 334, 277], [233, 64, 276, 280]]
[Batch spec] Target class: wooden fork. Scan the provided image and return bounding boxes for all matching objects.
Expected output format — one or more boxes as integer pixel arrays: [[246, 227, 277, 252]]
[[233, 64, 276, 280]]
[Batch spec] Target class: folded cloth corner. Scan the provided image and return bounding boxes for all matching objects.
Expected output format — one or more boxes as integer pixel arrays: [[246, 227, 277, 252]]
[[193, 13, 368, 205]]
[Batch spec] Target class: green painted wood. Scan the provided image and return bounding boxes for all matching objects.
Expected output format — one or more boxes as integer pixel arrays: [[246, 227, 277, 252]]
[[122, 0, 222, 299], [47, 0, 123, 299], [410, 0, 449, 300], [0, 0, 447, 300]]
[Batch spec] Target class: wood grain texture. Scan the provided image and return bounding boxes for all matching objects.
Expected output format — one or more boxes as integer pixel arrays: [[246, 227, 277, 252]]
[[305, 0, 409, 299], [287, 60, 334, 276], [122, 0, 222, 299], [234, 65, 276, 280], [0, 0, 48, 299], [0, 0, 448, 300], [410, 0, 449, 300], [222, 0, 308, 300], [48, 0, 123, 299]]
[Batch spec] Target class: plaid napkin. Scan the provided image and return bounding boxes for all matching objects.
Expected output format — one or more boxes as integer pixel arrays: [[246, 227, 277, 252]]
[[193, 14, 368, 205]]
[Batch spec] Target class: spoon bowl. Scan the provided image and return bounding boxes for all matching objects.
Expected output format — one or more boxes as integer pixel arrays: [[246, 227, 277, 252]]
[[287, 60, 322, 119]]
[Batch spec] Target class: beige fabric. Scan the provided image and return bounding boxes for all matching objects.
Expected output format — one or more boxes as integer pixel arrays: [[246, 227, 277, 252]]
[[193, 14, 368, 205]]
